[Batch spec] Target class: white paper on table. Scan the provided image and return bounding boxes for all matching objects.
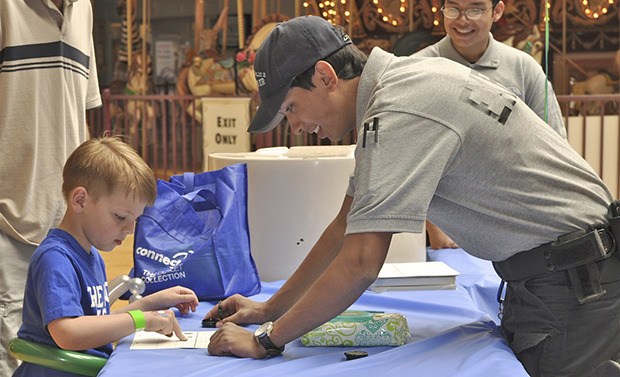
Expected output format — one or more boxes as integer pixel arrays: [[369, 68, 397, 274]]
[[130, 331, 215, 349]]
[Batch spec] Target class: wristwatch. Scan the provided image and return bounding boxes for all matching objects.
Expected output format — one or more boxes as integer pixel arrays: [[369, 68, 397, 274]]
[[254, 321, 285, 357]]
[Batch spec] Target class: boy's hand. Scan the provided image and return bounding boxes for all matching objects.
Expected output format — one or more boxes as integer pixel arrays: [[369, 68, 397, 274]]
[[144, 286, 199, 315], [145, 309, 187, 340]]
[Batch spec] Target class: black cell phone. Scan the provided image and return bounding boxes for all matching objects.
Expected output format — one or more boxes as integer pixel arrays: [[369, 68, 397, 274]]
[[201, 318, 218, 328]]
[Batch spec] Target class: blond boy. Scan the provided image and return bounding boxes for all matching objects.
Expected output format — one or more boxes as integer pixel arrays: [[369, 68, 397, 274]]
[[13, 136, 199, 377]]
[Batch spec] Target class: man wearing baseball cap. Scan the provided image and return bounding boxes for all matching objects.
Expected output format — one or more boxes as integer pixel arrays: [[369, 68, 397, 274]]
[[207, 15, 620, 376]]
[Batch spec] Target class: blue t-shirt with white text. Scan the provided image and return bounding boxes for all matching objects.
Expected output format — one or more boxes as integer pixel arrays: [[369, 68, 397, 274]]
[[14, 228, 111, 377]]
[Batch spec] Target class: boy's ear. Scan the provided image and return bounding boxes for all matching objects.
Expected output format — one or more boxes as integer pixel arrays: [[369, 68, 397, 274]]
[[69, 187, 89, 213]]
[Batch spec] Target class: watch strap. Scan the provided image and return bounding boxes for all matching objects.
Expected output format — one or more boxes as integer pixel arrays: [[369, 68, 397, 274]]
[[257, 334, 284, 356], [255, 323, 285, 357]]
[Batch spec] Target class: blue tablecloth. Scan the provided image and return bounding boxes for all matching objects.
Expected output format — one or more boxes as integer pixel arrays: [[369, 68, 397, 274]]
[[98, 249, 528, 377]]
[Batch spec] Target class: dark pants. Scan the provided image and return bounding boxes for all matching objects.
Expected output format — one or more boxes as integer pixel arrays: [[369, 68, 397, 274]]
[[501, 254, 620, 377]]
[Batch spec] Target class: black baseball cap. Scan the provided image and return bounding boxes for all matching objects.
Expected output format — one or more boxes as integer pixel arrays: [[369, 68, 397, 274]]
[[247, 16, 352, 133]]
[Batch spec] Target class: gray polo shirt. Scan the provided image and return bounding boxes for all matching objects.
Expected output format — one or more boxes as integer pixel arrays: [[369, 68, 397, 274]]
[[415, 34, 566, 139], [346, 48, 611, 261]]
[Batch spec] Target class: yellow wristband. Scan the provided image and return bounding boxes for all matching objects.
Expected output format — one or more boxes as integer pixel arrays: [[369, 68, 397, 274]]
[[127, 310, 146, 332]]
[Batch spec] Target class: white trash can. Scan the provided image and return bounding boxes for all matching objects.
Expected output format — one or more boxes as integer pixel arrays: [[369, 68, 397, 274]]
[[208, 145, 426, 282]]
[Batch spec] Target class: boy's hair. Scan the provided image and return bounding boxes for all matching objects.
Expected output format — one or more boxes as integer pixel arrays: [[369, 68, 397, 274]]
[[62, 136, 157, 205], [291, 42, 367, 91]]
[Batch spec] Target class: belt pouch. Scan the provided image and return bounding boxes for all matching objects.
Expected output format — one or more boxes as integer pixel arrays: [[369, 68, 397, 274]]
[[567, 262, 606, 305]]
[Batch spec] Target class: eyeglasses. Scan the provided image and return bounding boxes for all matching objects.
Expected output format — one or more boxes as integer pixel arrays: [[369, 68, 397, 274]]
[[440, 6, 491, 20]]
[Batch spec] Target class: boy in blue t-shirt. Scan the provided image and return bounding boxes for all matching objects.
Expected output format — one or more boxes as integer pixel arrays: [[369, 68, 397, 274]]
[[13, 136, 199, 377]]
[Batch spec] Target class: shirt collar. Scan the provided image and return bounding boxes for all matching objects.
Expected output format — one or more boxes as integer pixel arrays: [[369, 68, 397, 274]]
[[438, 33, 500, 69]]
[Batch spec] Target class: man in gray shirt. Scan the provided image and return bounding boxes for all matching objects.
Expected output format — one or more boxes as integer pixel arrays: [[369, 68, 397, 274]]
[[205, 16, 619, 377], [415, 0, 566, 249]]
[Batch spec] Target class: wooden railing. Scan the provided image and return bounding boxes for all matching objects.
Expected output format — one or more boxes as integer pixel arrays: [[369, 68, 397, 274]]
[[557, 94, 620, 199], [89, 90, 620, 198], [88, 89, 354, 179]]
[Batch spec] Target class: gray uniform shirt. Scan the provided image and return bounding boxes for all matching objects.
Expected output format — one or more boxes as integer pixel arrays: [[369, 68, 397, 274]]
[[415, 34, 566, 139], [346, 48, 611, 261]]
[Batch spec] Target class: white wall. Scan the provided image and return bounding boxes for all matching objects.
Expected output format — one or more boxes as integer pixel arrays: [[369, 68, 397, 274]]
[[566, 115, 620, 198]]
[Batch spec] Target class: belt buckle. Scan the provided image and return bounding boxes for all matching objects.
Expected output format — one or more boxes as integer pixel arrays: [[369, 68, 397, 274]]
[[594, 228, 614, 257]]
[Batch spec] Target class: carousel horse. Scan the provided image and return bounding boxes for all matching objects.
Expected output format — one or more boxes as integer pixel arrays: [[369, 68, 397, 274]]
[[502, 25, 544, 64], [179, 15, 289, 123], [123, 54, 156, 143], [185, 54, 236, 122], [107, 53, 154, 146], [571, 71, 619, 114]]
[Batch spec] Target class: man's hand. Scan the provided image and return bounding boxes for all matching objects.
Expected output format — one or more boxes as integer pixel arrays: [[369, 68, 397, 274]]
[[203, 294, 269, 326], [207, 322, 268, 358], [426, 221, 459, 250]]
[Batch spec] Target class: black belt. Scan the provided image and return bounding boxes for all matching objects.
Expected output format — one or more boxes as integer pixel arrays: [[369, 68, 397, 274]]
[[493, 227, 616, 282]]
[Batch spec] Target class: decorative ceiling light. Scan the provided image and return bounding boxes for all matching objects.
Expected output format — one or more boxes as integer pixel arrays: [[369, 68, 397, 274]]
[[581, 0, 615, 18], [373, 0, 408, 26]]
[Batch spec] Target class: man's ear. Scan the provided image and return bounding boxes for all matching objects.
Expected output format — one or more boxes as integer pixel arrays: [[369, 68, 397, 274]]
[[493, 1, 505, 22], [69, 187, 89, 213], [313, 61, 338, 90]]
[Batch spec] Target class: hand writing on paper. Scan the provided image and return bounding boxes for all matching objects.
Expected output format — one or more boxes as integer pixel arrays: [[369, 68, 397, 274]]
[[203, 294, 268, 326]]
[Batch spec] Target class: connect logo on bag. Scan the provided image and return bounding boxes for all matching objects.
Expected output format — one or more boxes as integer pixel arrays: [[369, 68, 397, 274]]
[[135, 246, 194, 268]]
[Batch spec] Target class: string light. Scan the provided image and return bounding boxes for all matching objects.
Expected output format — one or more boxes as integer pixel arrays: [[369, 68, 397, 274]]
[[581, 0, 614, 19], [372, 0, 408, 26], [314, 0, 350, 26], [304, 0, 411, 27], [431, 3, 439, 26], [541, 1, 551, 23]]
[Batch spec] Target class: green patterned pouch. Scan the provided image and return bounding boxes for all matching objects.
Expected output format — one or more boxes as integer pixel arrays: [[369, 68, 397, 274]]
[[300, 310, 411, 347]]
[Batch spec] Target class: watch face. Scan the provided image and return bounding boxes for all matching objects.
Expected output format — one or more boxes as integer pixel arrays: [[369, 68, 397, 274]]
[[254, 321, 273, 337]]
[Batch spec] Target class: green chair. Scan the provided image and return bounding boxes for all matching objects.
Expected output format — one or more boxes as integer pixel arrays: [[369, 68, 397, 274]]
[[8, 337, 107, 377]]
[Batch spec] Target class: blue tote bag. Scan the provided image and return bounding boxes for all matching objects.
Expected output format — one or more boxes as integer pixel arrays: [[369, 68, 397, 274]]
[[130, 163, 260, 301]]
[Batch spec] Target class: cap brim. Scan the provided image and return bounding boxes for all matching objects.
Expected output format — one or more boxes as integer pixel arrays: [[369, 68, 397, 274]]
[[247, 81, 291, 133]]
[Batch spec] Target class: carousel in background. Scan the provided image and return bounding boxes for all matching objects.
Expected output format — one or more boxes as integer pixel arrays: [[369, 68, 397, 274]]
[[93, 0, 619, 193]]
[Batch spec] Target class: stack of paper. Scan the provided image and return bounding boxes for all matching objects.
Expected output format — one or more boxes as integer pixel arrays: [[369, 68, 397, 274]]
[[369, 262, 459, 292]]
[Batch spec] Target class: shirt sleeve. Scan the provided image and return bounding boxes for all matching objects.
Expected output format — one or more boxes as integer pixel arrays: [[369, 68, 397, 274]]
[[346, 110, 461, 235], [86, 39, 102, 110], [32, 249, 86, 326]]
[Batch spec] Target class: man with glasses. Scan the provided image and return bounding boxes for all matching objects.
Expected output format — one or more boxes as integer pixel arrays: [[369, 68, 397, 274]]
[[415, 0, 566, 250]]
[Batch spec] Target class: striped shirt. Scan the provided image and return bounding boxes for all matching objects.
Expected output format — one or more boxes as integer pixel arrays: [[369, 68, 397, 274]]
[[0, 0, 101, 245]]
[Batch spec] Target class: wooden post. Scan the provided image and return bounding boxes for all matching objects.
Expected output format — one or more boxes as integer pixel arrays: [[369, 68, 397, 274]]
[[195, 0, 204, 51], [127, 0, 132, 68], [253, 1, 260, 33], [141, 0, 148, 94], [221, 0, 229, 54], [237, 0, 245, 49], [349, 0, 353, 36], [409, 0, 413, 32]]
